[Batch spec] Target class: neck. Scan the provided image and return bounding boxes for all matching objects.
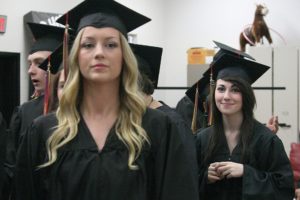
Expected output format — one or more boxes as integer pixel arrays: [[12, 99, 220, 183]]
[[81, 81, 120, 116], [144, 95, 153, 106], [144, 94, 162, 109], [222, 112, 243, 133]]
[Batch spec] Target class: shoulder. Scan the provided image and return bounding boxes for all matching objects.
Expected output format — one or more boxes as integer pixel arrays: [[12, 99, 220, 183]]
[[196, 126, 212, 144], [33, 112, 57, 130], [142, 108, 191, 143], [176, 95, 193, 110], [142, 108, 169, 128], [20, 96, 44, 108], [253, 120, 276, 138], [19, 96, 44, 114], [27, 112, 57, 141], [158, 102, 187, 123], [196, 126, 212, 138], [251, 120, 281, 147]]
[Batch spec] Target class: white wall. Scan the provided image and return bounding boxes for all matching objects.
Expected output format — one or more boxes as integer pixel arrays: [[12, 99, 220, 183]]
[[2, 0, 300, 107], [155, 0, 300, 107], [0, 0, 164, 103], [0, 0, 82, 103]]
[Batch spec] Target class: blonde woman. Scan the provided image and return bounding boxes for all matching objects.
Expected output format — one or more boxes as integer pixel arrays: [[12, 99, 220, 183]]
[[15, 1, 199, 200]]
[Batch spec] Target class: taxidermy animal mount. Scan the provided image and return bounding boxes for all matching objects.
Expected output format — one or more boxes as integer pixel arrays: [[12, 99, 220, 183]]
[[239, 4, 272, 52]]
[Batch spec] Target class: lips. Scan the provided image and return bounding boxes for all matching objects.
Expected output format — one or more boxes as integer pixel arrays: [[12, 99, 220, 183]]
[[31, 79, 39, 86], [92, 63, 107, 68]]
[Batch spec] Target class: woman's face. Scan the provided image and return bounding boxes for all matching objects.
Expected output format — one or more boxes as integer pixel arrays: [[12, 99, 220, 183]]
[[78, 27, 123, 84], [215, 79, 243, 116], [57, 69, 65, 101]]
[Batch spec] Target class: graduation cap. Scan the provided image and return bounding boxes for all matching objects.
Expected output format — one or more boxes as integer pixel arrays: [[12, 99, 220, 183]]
[[56, 0, 151, 37], [35, 44, 65, 115], [38, 43, 63, 74], [130, 44, 163, 89], [203, 41, 270, 85], [27, 22, 65, 54], [186, 75, 210, 113], [38, 28, 75, 75], [38, 40, 75, 115], [185, 76, 210, 133], [212, 40, 255, 61], [187, 41, 270, 132]]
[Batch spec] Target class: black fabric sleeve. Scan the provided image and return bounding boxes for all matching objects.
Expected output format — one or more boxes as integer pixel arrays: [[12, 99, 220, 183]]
[[15, 123, 43, 200], [243, 136, 294, 200], [153, 115, 199, 200]]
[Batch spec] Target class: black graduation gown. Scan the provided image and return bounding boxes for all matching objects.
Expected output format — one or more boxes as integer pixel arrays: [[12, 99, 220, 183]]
[[16, 108, 199, 200], [5, 96, 44, 199], [0, 112, 9, 199], [9, 95, 44, 148], [157, 101, 198, 173], [175, 95, 207, 130], [196, 120, 294, 200]]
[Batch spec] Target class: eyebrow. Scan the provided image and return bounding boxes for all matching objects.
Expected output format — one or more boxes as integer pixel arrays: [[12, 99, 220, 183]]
[[28, 57, 45, 63]]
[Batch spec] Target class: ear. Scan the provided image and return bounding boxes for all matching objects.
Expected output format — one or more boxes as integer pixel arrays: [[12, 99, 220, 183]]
[[262, 3, 267, 8]]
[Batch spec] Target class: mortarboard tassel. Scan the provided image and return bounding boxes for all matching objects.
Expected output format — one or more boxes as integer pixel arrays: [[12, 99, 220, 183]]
[[202, 100, 208, 128], [43, 56, 51, 115], [208, 69, 215, 126], [63, 13, 69, 80], [191, 82, 199, 133]]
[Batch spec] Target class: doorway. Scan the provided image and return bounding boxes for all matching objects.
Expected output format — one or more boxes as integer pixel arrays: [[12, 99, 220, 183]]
[[0, 52, 20, 124]]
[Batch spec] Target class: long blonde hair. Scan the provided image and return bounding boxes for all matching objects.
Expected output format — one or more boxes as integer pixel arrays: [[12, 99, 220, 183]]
[[40, 28, 149, 170]]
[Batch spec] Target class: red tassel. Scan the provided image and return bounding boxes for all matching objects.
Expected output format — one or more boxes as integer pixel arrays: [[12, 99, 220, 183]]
[[191, 82, 199, 133], [63, 13, 69, 80], [208, 70, 214, 126], [43, 56, 51, 115]]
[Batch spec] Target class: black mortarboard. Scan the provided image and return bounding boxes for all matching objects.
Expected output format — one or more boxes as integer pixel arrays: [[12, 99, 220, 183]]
[[38, 43, 63, 74], [130, 44, 163, 89], [185, 75, 211, 133], [38, 29, 75, 75], [27, 22, 65, 54], [185, 75, 210, 113], [212, 40, 255, 61], [203, 41, 270, 85], [56, 0, 151, 37]]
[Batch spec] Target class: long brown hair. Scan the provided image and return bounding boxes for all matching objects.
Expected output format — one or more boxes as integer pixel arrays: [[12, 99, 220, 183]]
[[204, 76, 256, 165]]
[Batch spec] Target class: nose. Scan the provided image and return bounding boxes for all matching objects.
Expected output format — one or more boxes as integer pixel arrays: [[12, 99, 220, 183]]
[[223, 90, 231, 100], [94, 44, 105, 58], [28, 63, 36, 75]]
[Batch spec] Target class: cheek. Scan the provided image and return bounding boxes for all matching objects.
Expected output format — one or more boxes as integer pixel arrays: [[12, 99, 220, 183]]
[[214, 92, 222, 103], [237, 95, 243, 104], [78, 51, 89, 68], [112, 51, 123, 72], [57, 89, 63, 101], [38, 70, 46, 79]]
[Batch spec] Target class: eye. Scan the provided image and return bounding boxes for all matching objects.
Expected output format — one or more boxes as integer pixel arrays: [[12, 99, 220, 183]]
[[35, 61, 43, 66], [105, 41, 118, 49], [216, 86, 225, 92], [231, 86, 240, 93], [58, 82, 65, 89], [80, 42, 94, 49]]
